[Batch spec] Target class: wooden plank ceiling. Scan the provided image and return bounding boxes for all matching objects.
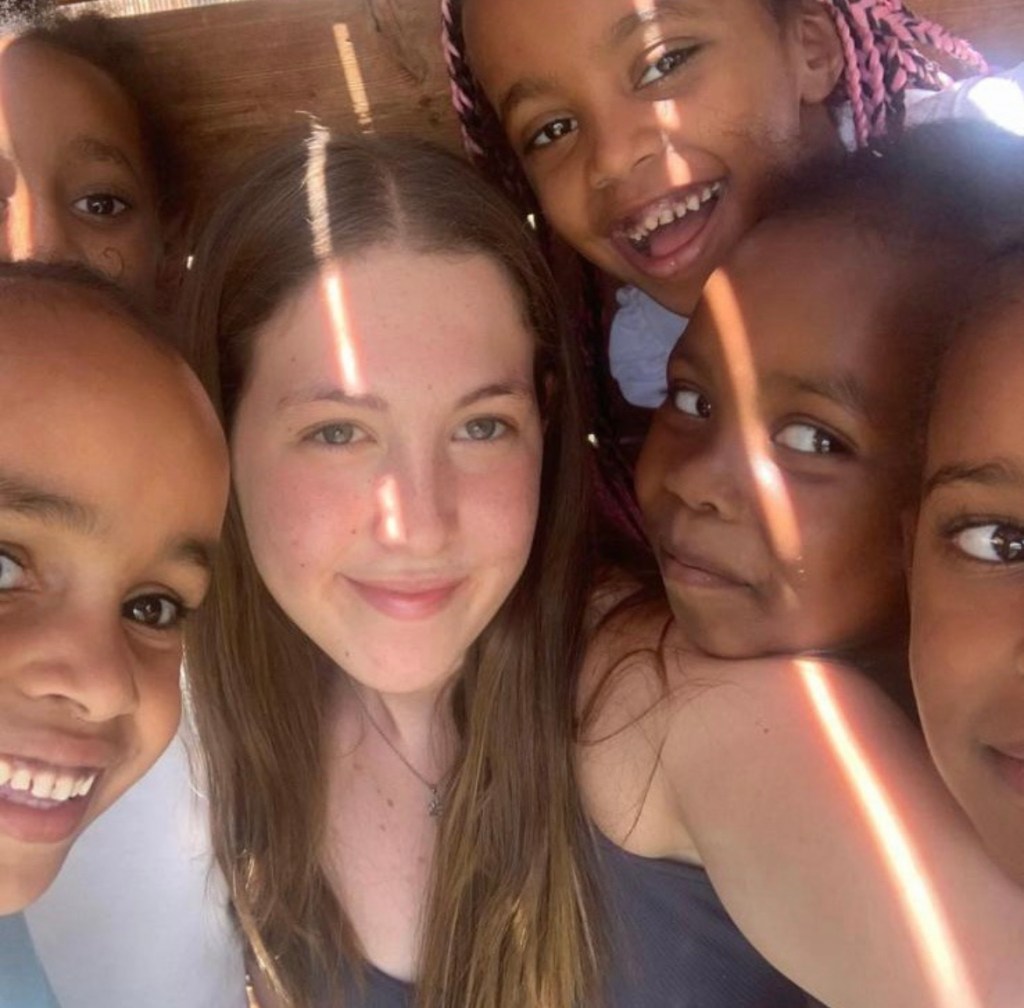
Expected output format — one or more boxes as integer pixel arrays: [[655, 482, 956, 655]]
[[56, 0, 1024, 203]]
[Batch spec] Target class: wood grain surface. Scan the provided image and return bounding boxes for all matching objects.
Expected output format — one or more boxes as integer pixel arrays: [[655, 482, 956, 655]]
[[55, 0, 1024, 204]]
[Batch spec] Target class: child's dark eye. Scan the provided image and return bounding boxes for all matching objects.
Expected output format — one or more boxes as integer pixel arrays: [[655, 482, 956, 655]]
[[952, 523, 1024, 564], [637, 46, 700, 88], [670, 385, 712, 419], [123, 594, 186, 630], [774, 421, 849, 456], [527, 116, 578, 151], [72, 194, 130, 217], [0, 550, 27, 591]]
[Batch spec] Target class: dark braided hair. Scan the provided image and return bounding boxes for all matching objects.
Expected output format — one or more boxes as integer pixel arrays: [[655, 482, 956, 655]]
[[442, 0, 650, 549], [440, 0, 986, 552]]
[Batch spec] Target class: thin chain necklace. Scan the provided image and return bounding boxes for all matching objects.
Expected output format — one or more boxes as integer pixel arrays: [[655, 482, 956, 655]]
[[347, 681, 448, 818]]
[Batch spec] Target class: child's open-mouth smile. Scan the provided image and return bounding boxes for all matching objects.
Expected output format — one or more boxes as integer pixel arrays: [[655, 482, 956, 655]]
[[0, 751, 105, 845], [610, 180, 724, 281]]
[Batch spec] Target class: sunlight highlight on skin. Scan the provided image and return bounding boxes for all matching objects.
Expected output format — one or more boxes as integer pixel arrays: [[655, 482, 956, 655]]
[[377, 474, 406, 544], [702, 271, 802, 570], [0, 37, 31, 262], [304, 123, 366, 394], [796, 659, 982, 1008], [333, 23, 374, 133]]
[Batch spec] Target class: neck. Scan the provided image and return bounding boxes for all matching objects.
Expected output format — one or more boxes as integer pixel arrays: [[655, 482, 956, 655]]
[[339, 674, 456, 781]]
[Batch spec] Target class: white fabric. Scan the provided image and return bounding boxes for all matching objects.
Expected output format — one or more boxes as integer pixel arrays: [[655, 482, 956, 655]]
[[25, 730, 246, 1008], [609, 65, 1024, 408]]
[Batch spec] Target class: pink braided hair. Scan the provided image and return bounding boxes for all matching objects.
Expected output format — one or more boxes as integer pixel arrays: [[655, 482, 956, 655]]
[[823, 0, 987, 147], [441, 0, 650, 545], [438, 0, 988, 545]]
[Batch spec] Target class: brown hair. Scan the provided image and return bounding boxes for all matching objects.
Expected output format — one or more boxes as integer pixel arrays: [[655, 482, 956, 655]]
[[181, 132, 604, 1008]]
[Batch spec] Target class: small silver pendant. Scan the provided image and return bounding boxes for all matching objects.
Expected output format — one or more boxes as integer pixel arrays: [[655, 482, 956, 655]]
[[428, 788, 444, 818]]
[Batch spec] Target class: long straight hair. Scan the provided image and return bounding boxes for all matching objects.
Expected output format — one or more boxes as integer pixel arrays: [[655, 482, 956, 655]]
[[181, 133, 604, 1008]]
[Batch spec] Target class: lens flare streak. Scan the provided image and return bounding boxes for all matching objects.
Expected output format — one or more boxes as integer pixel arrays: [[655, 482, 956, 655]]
[[796, 659, 982, 1008], [703, 272, 802, 567], [304, 123, 366, 394]]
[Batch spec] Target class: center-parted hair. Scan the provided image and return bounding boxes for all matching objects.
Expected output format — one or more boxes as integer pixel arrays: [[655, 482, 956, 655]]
[[181, 133, 605, 1008]]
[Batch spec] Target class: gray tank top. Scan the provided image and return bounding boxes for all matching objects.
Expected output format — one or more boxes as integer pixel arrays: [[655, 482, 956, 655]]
[[333, 830, 811, 1007]]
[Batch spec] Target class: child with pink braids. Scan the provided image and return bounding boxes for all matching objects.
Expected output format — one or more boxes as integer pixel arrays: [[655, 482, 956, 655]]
[[441, 0, 1013, 411]]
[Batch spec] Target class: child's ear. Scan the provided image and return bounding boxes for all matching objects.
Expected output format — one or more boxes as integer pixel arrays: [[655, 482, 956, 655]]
[[791, 0, 844, 106]]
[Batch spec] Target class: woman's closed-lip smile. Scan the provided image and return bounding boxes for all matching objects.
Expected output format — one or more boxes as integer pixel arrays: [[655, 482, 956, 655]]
[[346, 576, 465, 620]]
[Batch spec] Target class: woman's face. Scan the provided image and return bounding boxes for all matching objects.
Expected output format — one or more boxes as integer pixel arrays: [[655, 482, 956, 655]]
[[231, 247, 544, 698], [910, 295, 1024, 885]]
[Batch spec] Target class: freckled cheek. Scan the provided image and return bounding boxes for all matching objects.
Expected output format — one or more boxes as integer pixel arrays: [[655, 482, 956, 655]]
[[465, 457, 542, 566], [237, 461, 370, 581]]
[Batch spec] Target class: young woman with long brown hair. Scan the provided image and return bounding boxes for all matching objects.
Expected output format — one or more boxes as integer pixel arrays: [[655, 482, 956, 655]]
[[182, 128, 1024, 1008]]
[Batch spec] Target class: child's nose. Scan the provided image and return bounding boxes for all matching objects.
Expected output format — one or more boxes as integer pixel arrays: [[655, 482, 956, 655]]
[[6, 192, 86, 266], [587, 96, 666, 190], [15, 609, 140, 724], [661, 425, 756, 524]]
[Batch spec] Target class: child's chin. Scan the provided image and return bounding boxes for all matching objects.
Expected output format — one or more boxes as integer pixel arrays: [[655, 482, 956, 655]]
[[0, 850, 68, 914]]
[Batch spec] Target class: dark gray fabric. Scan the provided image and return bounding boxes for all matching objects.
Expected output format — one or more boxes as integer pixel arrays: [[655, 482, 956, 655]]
[[329, 831, 811, 1007]]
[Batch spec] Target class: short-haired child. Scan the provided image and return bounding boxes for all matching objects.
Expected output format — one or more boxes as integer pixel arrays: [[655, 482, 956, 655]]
[[909, 247, 1024, 887], [0, 262, 228, 1006]]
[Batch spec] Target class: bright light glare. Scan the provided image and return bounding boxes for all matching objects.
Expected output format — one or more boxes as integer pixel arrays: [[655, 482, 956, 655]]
[[797, 660, 982, 1008]]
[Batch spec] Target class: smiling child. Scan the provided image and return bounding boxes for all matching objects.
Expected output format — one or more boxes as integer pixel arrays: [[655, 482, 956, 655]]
[[0, 5, 184, 306], [0, 262, 228, 1006], [910, 247, 1024, 886]]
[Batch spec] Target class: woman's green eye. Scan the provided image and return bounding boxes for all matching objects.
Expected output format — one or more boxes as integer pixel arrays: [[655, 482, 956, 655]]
[[313, 423, 359, 446], [457, 418, 508, 442]]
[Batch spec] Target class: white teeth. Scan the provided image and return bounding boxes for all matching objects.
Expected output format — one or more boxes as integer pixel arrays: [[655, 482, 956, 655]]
[[51, 775, 75, 802], [31, 770, 55, 800], [0, 759, 97, 803], [626, 181, 723, 246]]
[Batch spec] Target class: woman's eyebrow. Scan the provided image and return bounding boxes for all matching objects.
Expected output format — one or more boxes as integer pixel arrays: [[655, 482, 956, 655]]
[[456, 382, 533, 409], [277, 385, 387, 412]]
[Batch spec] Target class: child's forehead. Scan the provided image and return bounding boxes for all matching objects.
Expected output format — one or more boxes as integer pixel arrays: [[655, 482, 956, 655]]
[[0, 38, 146, 157], [0, 295, 174, 400], [676, 218, 924, 413]]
